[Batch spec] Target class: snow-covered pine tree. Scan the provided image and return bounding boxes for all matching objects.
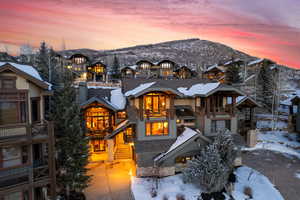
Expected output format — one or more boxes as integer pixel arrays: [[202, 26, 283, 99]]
[[214, 130, 237, 170], [225, 63, 241, 84], [111, 55, 120, 79], [52, 72, 91, 198], [36, 41, 49, 81], [257, 61, 274, 111], [183, 143, 229, 193]]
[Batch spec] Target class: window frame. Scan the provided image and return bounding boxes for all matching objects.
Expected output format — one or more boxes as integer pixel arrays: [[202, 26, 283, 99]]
[[145, 121, 169, 136], [144, 93, 167, 117], [0, 76, 16, 89]]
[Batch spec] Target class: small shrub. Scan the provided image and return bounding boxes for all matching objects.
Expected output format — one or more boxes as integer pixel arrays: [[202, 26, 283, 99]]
[[243, 186, 253, 198], [162, 194, 169, 200], [176, 193, 185, 200], [150, 188, 157, 198]]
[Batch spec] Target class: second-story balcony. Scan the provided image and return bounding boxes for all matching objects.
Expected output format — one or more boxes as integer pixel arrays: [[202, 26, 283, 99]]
[[0, 121, 49, 141]]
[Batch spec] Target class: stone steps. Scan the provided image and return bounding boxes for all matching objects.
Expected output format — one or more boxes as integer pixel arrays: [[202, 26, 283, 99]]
[[114, 146, 132, 160]]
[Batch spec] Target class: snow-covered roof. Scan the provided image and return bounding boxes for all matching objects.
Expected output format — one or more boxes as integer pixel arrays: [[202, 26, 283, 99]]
[[223, 58, 242, 66], [281, 90, 300, 105], [125, 82, 156, 97], [154, 127, 199, 162], [236, 96, 260, 107], [0, 62, 51, 90], [245, 74, 255, 82], [120, 65, 137, 71], [111, 88, 126, 110], [177, 82, 220, 96], [247, 58, 264, 66]]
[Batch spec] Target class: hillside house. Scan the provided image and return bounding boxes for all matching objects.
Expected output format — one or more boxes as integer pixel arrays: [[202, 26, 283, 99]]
[[78, 78, 257, 177], [0, 62, 56, 200], [120, 60, 196, 79]]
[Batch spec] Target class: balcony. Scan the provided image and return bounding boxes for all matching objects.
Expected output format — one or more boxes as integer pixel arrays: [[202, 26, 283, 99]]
[[144, 109, 174, 119], [0, 124, 27, 139], [0, 121, 49, 140], [0, 165, 30, 188]]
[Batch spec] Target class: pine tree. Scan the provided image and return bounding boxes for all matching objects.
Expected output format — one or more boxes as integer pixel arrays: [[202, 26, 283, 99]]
[[111, 55, 120, 79], [52, 72, 91, 198], [36, 41, 49, 81], [183, 143, 229, 193], [183, 130, 237, 194], [225, 63, 241, 84], [257, 61, 274, 111]]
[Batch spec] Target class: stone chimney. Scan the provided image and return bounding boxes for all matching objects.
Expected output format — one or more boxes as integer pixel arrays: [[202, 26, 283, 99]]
[[77, 82, 88, 104]]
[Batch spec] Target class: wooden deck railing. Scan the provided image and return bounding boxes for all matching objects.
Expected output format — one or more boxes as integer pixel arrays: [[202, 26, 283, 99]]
[[0, 121, 49, 139]]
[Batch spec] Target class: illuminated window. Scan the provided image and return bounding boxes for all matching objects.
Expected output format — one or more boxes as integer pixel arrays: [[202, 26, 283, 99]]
[[126, 127, 133, 136], [117, 111, 127, 119], [94, 64, 105, 73], [74, 57, 85, 64], [140, 62, 151, 70], [91, 139, 106, 152], [175, 156, 193, 164], [144, 93, 167, 117], [146, 121, 168, 136], [160, 62, 172, 69], [85, 107, 111, 132]]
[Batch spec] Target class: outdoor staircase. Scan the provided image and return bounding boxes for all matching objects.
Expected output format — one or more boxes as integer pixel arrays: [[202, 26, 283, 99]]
[[114, 145, 132, 160]]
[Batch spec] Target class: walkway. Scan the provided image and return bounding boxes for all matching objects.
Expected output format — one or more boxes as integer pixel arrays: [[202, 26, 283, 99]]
[[85, 160, 135, 200], [242, 149, 300, 200]]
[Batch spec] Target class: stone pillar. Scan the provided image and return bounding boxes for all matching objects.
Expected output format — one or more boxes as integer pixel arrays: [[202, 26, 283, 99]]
[[107, 139, 114, 162], [247, 130, 257, 147]]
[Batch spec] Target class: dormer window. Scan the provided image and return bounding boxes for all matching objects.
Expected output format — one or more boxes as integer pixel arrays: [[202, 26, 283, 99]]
[[160, 62, 172, 69], [140, 63, 151, 70], [74, 57, 85, 64]]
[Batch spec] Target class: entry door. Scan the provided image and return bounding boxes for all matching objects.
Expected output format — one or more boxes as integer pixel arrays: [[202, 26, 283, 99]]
[[116, 133, 124, 145]]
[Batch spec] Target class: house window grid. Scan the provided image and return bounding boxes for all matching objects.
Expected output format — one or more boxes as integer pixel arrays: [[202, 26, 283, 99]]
[[85, 107, 111, 132], [146, 121, 169, 136], [144, 93, 167, 117]]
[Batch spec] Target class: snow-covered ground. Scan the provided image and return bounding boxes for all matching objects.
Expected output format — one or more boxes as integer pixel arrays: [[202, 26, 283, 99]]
[[232, 166, 284, 200], [131, 166, 284, 200], [244, 113, 300, 159]]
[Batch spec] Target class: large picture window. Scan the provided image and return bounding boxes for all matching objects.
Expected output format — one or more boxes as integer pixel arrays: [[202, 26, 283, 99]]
[[85, 107, 111, 132], [144, 93, 167, 117], [146, 121, 168, 136]]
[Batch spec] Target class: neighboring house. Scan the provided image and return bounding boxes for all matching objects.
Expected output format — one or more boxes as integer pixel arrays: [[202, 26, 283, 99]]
[[0, 62, 56, 200], [202, 64, 225, 82], [289, 95, 300, 133], [202, 59, 245, 83], [78, 77, 257, 177], [120, 60, 196, 79]]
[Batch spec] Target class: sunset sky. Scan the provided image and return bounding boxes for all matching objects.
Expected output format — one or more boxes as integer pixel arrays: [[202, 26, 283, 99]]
[[0, 0, 299, 68]]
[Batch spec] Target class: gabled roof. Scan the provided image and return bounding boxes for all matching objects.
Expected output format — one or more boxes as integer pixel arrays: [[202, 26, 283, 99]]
[[124, 81, 184, 97], [123, 78, 246, 98], [154, 127, 210, 163], [236, 96, 260, 107], [105, 120, 135, 139], [223, 58, 243, 66], [204, 64, 225, 73], [0, 62, 51, 90], [80, 96, 119, 111]]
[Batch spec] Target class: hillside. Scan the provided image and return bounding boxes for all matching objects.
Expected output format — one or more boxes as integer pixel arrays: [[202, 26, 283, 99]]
[[60, 38, 257, 71]]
